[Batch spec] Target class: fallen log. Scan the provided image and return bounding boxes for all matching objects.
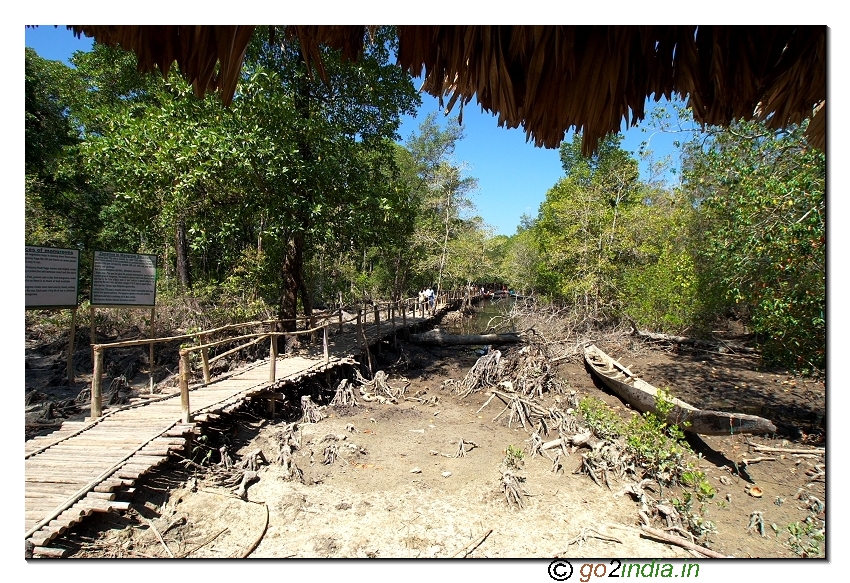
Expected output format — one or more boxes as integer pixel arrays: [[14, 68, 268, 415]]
[[628, 319, 758, 354], [409, 331, 522, 346]]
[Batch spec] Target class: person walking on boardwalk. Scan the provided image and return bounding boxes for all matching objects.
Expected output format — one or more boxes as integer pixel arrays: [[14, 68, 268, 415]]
[[426, 286, 435, 313]]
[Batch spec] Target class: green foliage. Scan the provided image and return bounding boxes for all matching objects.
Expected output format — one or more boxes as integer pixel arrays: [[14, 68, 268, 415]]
[[503, 444, 525, 469], [577, 396, 625, 441], [531, 133, 649, 317], [403, 112, 482, 293], [621, 244, 701, 331], [671, 489, 717, 543], [25, 49, 108, 296], [578, 392, 715, 496], [49, 30, 429, 313], [785, 519, 824, 558], [577, 391, 718, 543], [681, 119, 825, 372]]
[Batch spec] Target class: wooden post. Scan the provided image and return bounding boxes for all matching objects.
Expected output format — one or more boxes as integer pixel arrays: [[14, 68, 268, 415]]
[[402, 299, 408, 341], [91, 346, 103, 419], [269, 333, 277, 419], [391, 303, 396, 348], [338, 307, 343, 333], [310, 314, 316, 344], [148, 307, 156, 393], [89, 305, 96, 362], [323, 324, 329, 364], [356, 310, 372, 376], [201, 334, 211, 385], [179, 350, 191, 423], [374, 305, 380, 355], [269, 333, 278, 383], [356, 310, 363, 351], [67, 307, 76, 386]]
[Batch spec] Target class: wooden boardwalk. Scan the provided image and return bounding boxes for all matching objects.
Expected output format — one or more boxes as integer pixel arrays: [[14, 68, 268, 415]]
[[24, 306, 444, 554]]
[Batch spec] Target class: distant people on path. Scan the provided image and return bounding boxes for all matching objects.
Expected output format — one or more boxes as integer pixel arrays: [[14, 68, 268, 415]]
[[426, 287, 435, 311]]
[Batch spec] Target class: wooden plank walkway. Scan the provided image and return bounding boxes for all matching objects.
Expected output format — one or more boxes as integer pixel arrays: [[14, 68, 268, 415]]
[[24, 305, 445, 551]]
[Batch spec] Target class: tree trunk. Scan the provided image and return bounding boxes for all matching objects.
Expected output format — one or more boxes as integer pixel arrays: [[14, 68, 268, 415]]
[[296, 234, 312, 322], [278, 236, 299, 334], [175, 219, 192, 291]]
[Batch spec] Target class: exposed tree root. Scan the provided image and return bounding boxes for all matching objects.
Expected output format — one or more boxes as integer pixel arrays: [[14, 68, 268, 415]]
[[300, 395, 326, 424], [330, 379, 358, 408], [354, 369, 407, 403], [499, 467, 527, 509], [563, 526, 622, 549]]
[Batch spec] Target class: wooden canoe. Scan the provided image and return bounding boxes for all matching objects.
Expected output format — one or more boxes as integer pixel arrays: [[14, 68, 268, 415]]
[[583, 342, 776, 435]]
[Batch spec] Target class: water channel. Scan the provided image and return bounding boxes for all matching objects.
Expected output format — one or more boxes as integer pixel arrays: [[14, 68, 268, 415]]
[[441, 297, 517, 335]]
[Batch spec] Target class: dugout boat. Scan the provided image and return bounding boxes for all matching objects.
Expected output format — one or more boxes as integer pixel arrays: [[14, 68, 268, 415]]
[[583, 342, 776, 436]]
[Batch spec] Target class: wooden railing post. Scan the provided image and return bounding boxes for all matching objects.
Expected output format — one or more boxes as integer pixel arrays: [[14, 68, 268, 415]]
[[402, 299, 408, 341], [269, 333, 278, 419], [391, 303, 397, 348], [356, 310, 363, 351], [201, 333, 211, 385], [91, 346, 103, 419], [374, 305, 381, 355], [269, 333, 278, 383], [89, 305, 96, 363], [179, 350, 191, 423], [148, 306, 156, 393], [338, 308, 343, 333], [67, 307, 76, 387], [323, 324, 329, 364]]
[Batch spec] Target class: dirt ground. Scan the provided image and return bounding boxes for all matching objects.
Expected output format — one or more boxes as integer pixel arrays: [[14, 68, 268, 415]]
[[25, 317, 826, 560]]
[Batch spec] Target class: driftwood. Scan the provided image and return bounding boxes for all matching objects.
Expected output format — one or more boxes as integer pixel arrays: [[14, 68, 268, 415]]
[[639, 525, 730, 558], [751, 444, 824, 456], [410, 330, 522, 346], [628, 320, 758, 354]]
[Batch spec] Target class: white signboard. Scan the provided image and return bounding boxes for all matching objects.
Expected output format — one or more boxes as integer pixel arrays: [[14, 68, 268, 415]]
[[91, 251, 157, 307], [25, 246, 80, 309]]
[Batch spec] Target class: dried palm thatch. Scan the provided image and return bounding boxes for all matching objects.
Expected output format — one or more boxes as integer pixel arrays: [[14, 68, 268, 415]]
[[63, 25, 826, 154]]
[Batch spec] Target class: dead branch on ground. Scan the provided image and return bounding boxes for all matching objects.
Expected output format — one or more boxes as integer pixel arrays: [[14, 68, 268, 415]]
[[451, 529, 493, 558], [563, 526, 623, 549], [640, 525, 730, 558]]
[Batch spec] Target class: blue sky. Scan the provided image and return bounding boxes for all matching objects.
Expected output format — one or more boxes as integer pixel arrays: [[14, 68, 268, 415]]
[[25, 25, 684, 236]]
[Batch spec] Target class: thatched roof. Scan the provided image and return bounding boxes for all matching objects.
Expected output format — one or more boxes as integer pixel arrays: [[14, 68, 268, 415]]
[[67, 25, 826, 154]]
